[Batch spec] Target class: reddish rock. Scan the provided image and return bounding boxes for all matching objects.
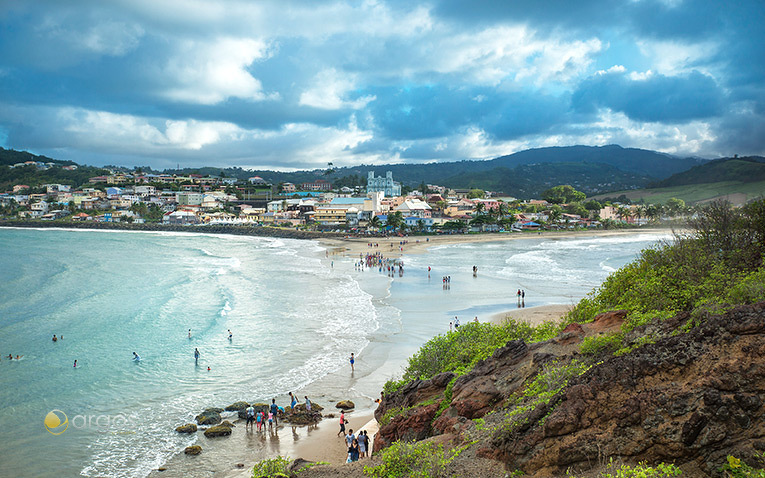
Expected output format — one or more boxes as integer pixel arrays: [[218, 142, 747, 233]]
[[374, 403, 440, 453]]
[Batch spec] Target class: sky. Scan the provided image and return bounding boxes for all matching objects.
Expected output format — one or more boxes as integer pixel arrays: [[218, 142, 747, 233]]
[[0, 0, 763, 170]]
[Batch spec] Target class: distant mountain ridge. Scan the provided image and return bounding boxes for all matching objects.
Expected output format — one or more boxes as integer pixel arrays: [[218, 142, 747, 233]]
[[1, 145, 711, 198]]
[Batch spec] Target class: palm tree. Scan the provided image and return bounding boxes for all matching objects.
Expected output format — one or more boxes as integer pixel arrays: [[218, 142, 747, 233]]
[[474, 201, 485, 215], [368, 215, 381, 230], [548, 207, 562, 225], [386, 211, 404, 231]]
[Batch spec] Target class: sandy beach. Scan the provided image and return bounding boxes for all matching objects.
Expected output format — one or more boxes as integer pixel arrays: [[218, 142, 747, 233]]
[[489, 303, 573, 326], [320, 227, 672, 259]]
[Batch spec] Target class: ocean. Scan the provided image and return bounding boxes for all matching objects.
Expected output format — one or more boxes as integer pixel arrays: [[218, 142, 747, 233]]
[[0, 228, 670, 477]]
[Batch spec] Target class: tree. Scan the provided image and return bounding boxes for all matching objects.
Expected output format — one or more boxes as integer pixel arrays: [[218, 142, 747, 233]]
[[368, 215, 381, 230], [584, 199, 602, 212], [665, 198, 686, 217], [474, 202, 485, 215], [386, 211, 404, 231], [542, 185, 586, 204], [548, 205, 562, 224], [467, 189, 485, 199]]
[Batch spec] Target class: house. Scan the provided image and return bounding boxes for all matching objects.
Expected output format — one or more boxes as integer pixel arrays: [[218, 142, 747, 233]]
[[396, 199, 432, 218], [520, 221, 541, 231], [106, 187, 123, 197], [404, 216, 434, 230], [248, 176, 268, 185], [12, 185, 30, 193], [89, 176, 108, 184], [176, 192, 203, 206], [163, 210, 200, 225], [313, 206, 348, 225], [301, 179, 332, 191], [31, 200, 49, 214], [281, 182, 296, 193]]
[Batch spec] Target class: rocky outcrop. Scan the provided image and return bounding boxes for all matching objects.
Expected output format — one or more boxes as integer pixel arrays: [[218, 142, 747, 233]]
[[203, 424, 233, 437], [224, 401, 249, 412], [493, 303, 765, 476], [175, 423, 197, 433], [184, 445, 202, 455], [195, 408, 222, 425], [336, 400, 355, 410], [373, 302, 765, 477]]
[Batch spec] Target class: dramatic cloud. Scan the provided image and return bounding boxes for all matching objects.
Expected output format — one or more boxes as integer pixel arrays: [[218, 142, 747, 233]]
[[0, 0, 762, 169]]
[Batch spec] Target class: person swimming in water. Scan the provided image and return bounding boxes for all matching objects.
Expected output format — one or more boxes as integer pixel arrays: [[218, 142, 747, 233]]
[[188, 329, 192, 339], [132, 352, 141, 361], [52, 334, 57, 342]]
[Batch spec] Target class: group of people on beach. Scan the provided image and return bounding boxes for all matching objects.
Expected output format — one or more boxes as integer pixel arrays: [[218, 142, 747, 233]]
[[517, 289, 527, 308], [355, 251, 404, 277]]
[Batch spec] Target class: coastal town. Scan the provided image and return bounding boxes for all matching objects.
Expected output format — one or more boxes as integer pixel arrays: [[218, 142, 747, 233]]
[[0, 162, 659, 232]]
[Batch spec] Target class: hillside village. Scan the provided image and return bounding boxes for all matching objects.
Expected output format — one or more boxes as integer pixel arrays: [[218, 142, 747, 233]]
[[0, 162, 664, 232]]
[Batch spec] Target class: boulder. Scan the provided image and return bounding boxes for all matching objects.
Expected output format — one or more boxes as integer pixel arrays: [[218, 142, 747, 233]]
[[220, 420, 235, 428], [175, 423, 197, 433], [184, 445, 202, 455], [283, 410, 322, 425], [195, 409, 221, 425], [224, 401, 249, 411], [336, 400, 355, 410], [238, 403, 269, 419], [292, 402, 324, 413], [203, 424, 232, 438]]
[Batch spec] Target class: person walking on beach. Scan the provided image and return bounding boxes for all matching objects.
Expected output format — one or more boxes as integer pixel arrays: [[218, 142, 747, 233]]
[[449, 321, 453, 332], [338, 411, 346, 436], [350, 352, 355, 372], [454, 317, 460, 328], [270, 398, 279, 427], [305, 396, 312, 411], [289, 392, 297, 410], [345, 429, 355, 448]]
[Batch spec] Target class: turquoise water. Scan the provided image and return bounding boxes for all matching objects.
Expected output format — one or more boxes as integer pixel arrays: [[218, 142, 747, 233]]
[[0, 228, 669, 477]]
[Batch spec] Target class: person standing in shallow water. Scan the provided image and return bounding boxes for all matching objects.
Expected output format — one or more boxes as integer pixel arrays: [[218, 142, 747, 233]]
[[194, 348, 200, 363], [350, 352, 355, 372]]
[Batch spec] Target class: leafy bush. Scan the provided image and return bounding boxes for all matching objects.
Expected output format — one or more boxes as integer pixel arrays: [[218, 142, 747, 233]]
[[384, 319, 563, 394], [580, 334, 624, 356], [720, 454, 765, 478], [568, 459, 682, 477], [363, 441, 466, 478], [566, 199, 765, 327], [251, 456, 292, 478]]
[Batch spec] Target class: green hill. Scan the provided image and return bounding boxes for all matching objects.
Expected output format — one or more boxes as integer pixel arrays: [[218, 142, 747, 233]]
[[442, 161, 653, 198], [650, 157, 765, 188], [590, 180, 765, 206]]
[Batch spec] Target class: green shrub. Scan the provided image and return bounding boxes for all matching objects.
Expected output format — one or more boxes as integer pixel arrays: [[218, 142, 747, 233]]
[[251, 456, 292, 478], [363, 441, 466, 478], [580, 334, 624, 356], [383, 318, 565, 394], [720, 454, 765, 478], [568, 459, 682, 477]]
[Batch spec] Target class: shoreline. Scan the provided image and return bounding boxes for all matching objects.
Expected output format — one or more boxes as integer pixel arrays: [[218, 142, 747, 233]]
[[1, 224, 668, 477], [319, 227, 673, 258]]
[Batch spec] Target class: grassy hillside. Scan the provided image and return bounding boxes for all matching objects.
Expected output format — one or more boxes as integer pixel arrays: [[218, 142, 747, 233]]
[[650, 157, 765, 188], [590, 180, 765, 206]]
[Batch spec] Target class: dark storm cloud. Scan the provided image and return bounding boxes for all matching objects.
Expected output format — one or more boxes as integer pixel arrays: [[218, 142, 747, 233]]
[[572, 70, 725, 123]]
